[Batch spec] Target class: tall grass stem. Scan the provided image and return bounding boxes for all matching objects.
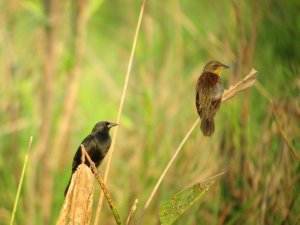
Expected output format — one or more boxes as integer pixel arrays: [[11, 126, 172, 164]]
[[10, 136, 33, 225], [94, 1, 147, 224]]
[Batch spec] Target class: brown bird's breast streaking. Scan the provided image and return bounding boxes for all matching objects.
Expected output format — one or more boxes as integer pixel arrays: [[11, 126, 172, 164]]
[[196, 60, 229, 136], [64, 121, 118, 196]]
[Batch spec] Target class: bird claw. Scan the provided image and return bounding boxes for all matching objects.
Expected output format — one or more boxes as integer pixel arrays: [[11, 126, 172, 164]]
[[90, 162, 96, 169]]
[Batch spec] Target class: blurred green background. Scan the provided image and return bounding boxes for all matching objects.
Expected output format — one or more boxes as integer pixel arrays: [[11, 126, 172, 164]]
[[0, 0, 299, 224]]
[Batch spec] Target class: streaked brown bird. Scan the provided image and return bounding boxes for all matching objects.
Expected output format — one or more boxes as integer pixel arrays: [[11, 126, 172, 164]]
[[196, 60, 229, 136]]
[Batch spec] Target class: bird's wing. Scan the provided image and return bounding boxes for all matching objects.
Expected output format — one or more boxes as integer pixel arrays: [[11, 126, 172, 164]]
[[81, 134, 96, 149], [197, 73, 222, 118], [210, 98, 221, 116], [196, 73, 211, 117], [195, 87, 202, 117], [72, 134, 95, 172]]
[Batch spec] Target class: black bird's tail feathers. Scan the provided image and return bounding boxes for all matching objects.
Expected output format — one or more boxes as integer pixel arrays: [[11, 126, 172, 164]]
[[201, 118, 215, 136]]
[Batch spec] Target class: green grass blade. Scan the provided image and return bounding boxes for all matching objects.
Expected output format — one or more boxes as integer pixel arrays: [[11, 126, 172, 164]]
[[9, 136, 33, 225]]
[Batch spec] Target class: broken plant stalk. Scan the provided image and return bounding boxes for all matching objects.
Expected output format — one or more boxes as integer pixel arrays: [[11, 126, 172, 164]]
[[80, 145, 122, 225]]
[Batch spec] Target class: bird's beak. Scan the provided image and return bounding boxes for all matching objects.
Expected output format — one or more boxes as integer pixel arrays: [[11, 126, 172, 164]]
[[108, 122, 118, 128], [221, 64, 230, 69]]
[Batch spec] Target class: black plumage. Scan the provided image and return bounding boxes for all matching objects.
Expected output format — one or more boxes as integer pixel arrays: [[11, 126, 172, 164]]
[[64, 121, 117, 196]]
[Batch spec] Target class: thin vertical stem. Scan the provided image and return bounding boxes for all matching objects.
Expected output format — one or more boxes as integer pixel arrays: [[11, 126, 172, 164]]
[[10, 137, 33, 225], [93, 1, 147, 224]]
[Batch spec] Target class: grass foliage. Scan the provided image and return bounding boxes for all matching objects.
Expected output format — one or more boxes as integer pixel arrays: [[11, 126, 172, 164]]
[[0, 0, 299, 224]]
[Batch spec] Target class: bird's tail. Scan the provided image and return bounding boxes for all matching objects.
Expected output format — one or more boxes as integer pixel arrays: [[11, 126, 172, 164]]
[[64, 176, 71, 197], [200, 118, 215, 136]]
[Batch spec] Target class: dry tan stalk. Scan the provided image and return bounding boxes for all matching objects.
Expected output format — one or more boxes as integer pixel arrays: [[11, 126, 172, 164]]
[[78, 145, 122, 225], [53, 0, 89, 162], [222, 68, 257, 102], [28, 0, 60, 223], [56, 149, 122, 225], [126, 199, 138, 225], [56, 164, 94, 225], [94, 1, 147, 224]]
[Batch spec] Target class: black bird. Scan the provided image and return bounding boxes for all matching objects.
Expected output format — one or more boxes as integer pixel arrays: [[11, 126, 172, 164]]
[[64, 121, 118, 196]]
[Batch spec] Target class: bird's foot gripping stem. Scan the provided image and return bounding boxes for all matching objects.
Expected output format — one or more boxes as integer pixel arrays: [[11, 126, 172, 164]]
[[89, 162, 96, 169]]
